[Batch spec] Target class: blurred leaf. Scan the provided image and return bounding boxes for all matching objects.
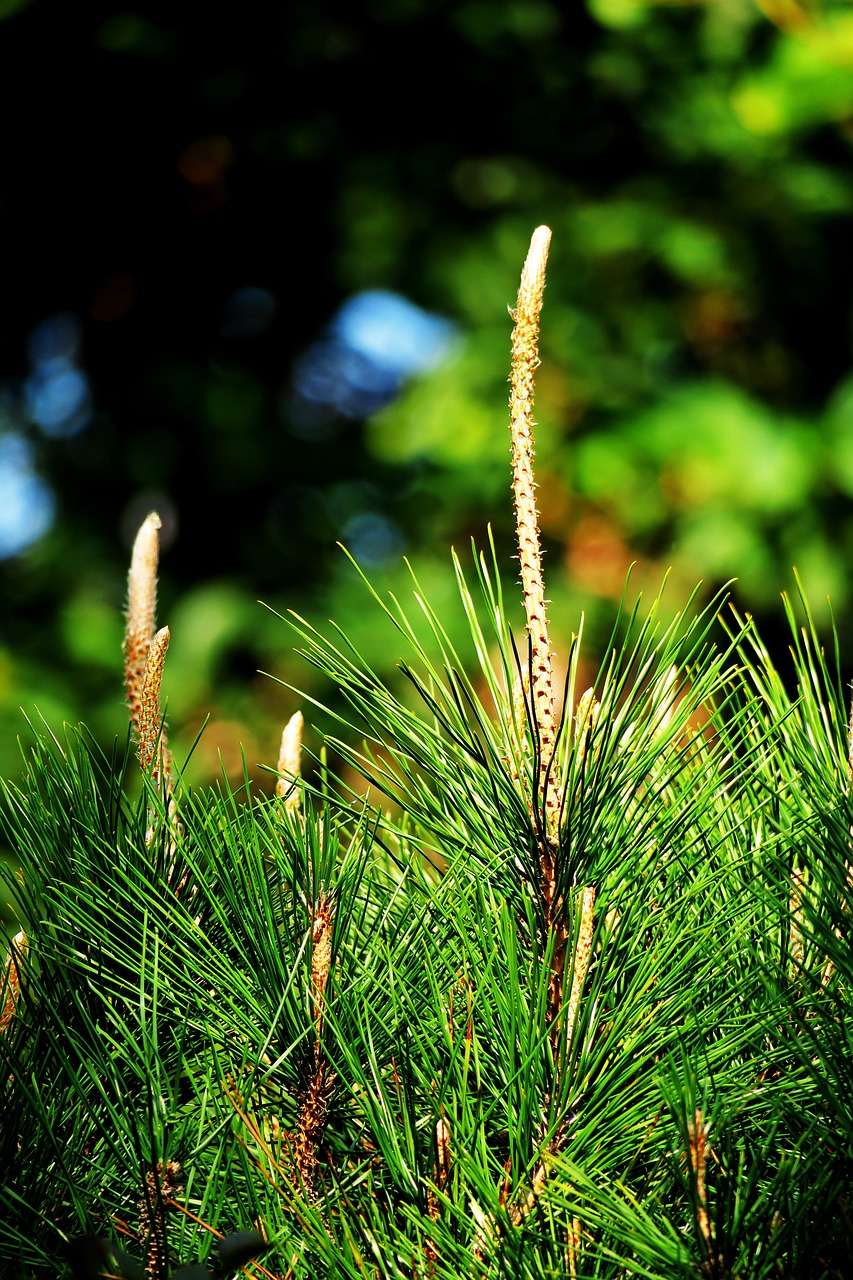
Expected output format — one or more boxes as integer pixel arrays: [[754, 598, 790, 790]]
[[0, 0, 36, 17], [64, 1237, 146, 1280], [217, 1230, 272, 1271], [732, 14, 853, 135]]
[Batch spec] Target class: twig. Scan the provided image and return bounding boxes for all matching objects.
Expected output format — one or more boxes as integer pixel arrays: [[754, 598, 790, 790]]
[[687, 1109, 715, 1274]]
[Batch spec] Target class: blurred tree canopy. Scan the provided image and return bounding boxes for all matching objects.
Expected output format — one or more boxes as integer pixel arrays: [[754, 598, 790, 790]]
[[1, 0, 853, 787]]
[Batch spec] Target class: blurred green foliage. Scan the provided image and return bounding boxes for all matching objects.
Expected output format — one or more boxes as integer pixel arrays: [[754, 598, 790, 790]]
[[1, 0, 853, 793]]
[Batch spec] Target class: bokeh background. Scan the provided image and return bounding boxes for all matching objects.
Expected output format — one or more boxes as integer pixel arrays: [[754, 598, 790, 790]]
[[2, 0, 853, 788]]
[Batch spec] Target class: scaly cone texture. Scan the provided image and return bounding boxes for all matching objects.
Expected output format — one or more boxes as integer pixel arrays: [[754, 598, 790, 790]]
[[293, 890, 336, 1203], [564, 886, 596, 1050], [500, 232, 598, 1261], [0, 930, 26, 1035], [275, 712, 338, 1202], [510, 227, 575, 1050], [509, 226, 559, 827], [310, 890, 335, 1034], [138, 1160, 183, 1279], [125, 512, 161, 739], [125, 514, 172, 787], [139, 626, 172, 784], [292, 1055, 333, 1203]]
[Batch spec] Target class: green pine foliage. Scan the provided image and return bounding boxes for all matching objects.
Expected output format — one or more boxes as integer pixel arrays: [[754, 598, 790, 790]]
[[1, 234, 852, 1280]]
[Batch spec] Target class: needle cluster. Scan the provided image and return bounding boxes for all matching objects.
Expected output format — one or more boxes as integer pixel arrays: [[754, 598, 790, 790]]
[[0, 231, 851, 1280]]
